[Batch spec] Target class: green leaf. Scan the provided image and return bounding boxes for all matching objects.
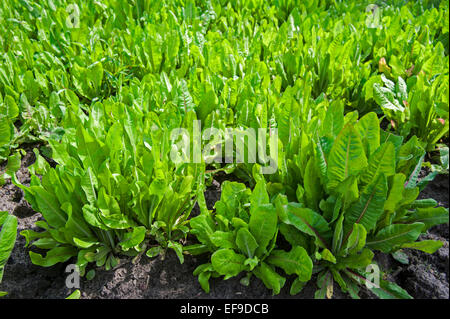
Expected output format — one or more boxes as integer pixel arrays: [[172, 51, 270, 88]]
[[355, 112, 380, 157], [66, 290, 81, 299], [335, 248, 374, 270], [322, 100, 344, 139], [343, 223, 367, 256], [81, 167, 98, 204], [279, 223, 310, 251], [373, 83, 405, 112], [211, 249, 246, 278], [0, 117, 11, 146], [369, 278, 412, 299], [183, 244, 209, 255], [391, 250, 409, 264], [190, 213, 216, 249], [29, 247, 77, 267], [320, 248, 337, 264], [210, 231, 236, 250], [97, 188, 131, 229], [33, 238, 61, 249], [400, 240, 443, 254], [366, 223, 424, 253], [315, 270, 333, 299], [82, 204, 107, 230], [168, 241, 184, 264], [330, 267, 347, 290], [249, 204, 277, 253], [343, 275, 360, 299], [327, 124, 368, 190], [315, 136, 333, 180], [0, 213, 17, 282], [30, 187, 67, 229], [332, 212, 344, 253], [244, 256, 259, 270], [304, 157, 323, 210], [86, 269, 96, 280], [250, 180, 270, 215], [384, 173, 406, 213], [343, 174, 388, 236], [396, 76, 408, 101], [401, 207, 449, 231], [253, 262, 286, 295], [346, 270, 412, 299], [290, 277, 307, 295], [146, 246, 162, 258], [281, 204, 333, 249], [407, 199, 438, 209], [236, 228, 258, 258], [4, 95, 19, 120], [215, 182, 250, 221], [119, 226, 146, 250], [5, 153, 21, 177], [198, 271, 211, 293], [361, 142, 396, 185]]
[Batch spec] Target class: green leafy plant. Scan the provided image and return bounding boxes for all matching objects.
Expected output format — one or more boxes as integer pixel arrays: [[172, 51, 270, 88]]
[[0, 211, 18, 297], [0, 93, 21, 162], [187, 179, 313, 295], [12, 99, 204, 276]]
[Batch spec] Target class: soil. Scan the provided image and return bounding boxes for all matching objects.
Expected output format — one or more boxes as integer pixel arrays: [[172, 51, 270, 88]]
[[0, 147, 448, 299]]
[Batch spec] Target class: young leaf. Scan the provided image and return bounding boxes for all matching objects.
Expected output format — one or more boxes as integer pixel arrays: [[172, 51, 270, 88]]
[[400, 207, 449, 231], [361, 142, 396, 186], [327, 124, 368, 190], [168, 241, 184, 264], [355, 112, 380, 157], [211, 249, 246, 278], [236, 228, 258, 258]]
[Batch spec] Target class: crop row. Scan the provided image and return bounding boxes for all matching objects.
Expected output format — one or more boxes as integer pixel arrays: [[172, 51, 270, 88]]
[[0, 0, 449, 298]]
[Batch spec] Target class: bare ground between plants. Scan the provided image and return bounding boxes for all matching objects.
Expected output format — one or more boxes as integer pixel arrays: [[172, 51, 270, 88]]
[[0, 148, 448, 299]]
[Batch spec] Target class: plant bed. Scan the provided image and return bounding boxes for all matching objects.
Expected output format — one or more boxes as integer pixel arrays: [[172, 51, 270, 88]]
[[0, 0, 449, 300]]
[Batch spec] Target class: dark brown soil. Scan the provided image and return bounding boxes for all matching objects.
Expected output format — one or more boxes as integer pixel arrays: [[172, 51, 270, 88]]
[[0, 147, 448, 299]]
